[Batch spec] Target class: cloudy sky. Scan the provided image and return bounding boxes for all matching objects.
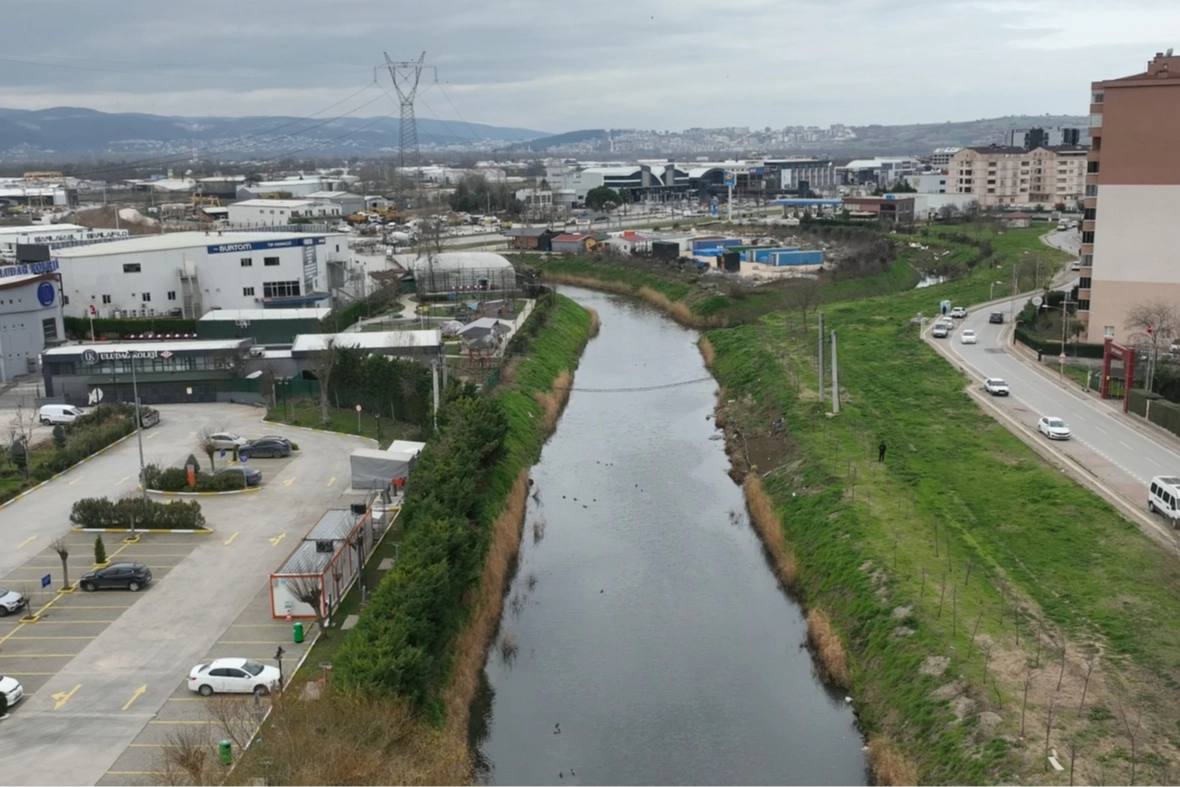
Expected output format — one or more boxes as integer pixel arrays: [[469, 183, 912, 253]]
[[2, 0, 1178, 133]]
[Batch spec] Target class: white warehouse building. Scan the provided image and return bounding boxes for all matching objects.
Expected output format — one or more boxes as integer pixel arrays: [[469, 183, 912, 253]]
[[410, 252, 517, 299], [53, 231, 349, 320], [226, 199, 343, 227]]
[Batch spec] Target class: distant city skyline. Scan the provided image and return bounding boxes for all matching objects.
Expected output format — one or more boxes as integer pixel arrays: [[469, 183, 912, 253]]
[[2, 0, 1177, 132]]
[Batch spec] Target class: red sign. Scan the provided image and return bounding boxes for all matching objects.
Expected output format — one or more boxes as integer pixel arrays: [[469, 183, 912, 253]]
[[89, 305, 97, 317]]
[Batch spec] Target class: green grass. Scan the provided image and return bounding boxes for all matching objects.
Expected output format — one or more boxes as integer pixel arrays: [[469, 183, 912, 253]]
[[265, 398, 425, 449], [704, 227, 1180, 783]]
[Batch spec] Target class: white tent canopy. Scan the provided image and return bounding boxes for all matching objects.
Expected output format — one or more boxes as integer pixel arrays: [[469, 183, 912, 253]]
[[348, 440, 426, 490]]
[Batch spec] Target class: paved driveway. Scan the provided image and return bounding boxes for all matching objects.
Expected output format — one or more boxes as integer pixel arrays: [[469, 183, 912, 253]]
[[0, 403, 371, 786]]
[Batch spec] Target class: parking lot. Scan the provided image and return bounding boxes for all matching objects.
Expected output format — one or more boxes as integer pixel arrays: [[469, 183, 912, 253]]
[[0, 403, 373, 786]]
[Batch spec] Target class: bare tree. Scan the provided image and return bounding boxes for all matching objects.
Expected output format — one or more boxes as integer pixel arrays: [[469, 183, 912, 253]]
[[195, 426, 220, 471], [1117, 694, 1141, 784], [1125, 299, 1180, 391], [156, 726, 216, 785], [306, 339, 339, 427], [9, 402, 37, 447], [50, 538, 71, 590], [785, 277, 824, 333], [286, 574, 328, 638]]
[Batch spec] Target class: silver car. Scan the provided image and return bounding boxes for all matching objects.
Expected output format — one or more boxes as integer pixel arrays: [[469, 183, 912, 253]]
[[0, 586, 26, 617]]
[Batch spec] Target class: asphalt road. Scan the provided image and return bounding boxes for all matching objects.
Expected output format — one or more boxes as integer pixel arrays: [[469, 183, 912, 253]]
[[0, 403, 371, 786]]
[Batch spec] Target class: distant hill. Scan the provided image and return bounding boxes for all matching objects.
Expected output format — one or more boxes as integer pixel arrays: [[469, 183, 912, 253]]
[[0, 106, 550, 160], [845, 115, 1090, 152]]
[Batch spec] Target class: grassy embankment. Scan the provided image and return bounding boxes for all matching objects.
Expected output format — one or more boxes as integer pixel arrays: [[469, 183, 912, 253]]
[[264, 396, 424, 449], [226, 295, 596, 786], [704, 230, 1180, 784]]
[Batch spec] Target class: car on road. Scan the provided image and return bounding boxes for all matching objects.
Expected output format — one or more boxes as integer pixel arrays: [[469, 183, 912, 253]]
[[984, 377, 1011, 396], [960, 329, 978, 345], [989, 312, 1005, 324], [238, 437, 291, 460], [257, 435, 292, 447], [217, 465, 262, 487], [188, 658, 281, 696], [0, 586, 26, 616], [932, 321, 951, 338], [38, 404, 86, 425], [1148, 476, 1180, 526], [207, 432, 249, 449], [1037, 416, 1072, 440], [950, 306, 968, 318], [1070, 262, 1082, 271], [0, 674, 25, 708], [79, 562, 153, 592]]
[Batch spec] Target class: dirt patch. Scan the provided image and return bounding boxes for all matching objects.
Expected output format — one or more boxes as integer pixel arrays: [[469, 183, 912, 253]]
[[920, 656, 950, 677]]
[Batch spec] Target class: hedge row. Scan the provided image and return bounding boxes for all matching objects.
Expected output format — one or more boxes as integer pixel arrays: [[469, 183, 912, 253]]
[[332, 391, 508, 713], [63, 316, 196, 340], [143, 463, 245, 493], [1014, 326, 1106, 359], [70, 496, 207, 530]]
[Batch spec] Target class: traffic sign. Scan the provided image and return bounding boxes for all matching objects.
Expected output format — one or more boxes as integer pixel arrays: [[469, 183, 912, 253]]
[[89, 304, 97, 317], [220, 447, 227, 458], [355, 404, 362, 413], [41, 573, 51, 589], [1032, 295, 1044, 308], [87, 388, 104, 406]]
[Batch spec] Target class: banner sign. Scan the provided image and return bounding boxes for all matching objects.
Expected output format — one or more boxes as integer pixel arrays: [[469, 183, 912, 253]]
[[207, 237, 325, 255]]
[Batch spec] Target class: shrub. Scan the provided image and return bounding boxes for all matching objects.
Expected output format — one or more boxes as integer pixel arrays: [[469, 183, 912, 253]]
[[70, 496, 207, 530], [144, 463, 245, 492], [94, 535, 107, 564]]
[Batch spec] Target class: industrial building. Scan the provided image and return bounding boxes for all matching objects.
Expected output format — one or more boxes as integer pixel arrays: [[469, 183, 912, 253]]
[[235, 173, 361, 201], [0, 174, 75, 209], [0, 267, 65, 382], [0, 224, 128, 259], [196, 308, 329, 346], [840, 157, 922, 188], [842, 196, 916, 224], [290, 330, 442, 363], [1081, 51, 1180, 343], [52, 230, 349, 320], [226, 199, 343, 227], [410, 252, 517, 299]]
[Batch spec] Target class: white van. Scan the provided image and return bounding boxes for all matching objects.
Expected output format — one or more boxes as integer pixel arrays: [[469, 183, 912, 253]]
[[1148, 476, 1180, 527], [38, 404, 85, 425]]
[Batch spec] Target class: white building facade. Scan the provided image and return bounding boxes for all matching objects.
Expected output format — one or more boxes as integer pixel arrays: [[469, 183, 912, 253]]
[[226, 199, 342, 227], [0, 270, 65, 382], [53, 231, 349, 320], [0, 224, 128, 259]]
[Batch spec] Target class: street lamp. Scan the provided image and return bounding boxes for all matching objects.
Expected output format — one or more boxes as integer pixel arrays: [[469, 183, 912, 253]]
[[275, 645, 286, 689], [130, 357, 147, 500], [1036, 299, 1075, 381], [990, 280, 1004, 300]]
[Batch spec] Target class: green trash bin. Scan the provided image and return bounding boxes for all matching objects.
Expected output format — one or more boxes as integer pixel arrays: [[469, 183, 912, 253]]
[[293, 621, 305, 643], [218, 740, 232, 766]]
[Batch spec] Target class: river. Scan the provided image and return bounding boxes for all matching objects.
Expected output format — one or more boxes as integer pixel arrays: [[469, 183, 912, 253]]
[[470, 288, 867, 785]]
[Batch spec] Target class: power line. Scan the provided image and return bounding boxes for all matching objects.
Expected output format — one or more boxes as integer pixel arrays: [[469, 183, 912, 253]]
[[553, 376, 715, 393], [435, 80, 486, 145]]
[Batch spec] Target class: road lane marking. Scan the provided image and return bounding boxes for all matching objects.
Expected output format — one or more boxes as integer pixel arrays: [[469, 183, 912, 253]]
[[1119, 441, 1133, 451], [7, 635, 94, 640], [224, 532, 239, 546], [17, 535, 36, 548], [327, 477, 336, 487], [1093, 426, 1108, 435], [269, 533, 286, 547], [51, 683, 81, 709], [123, 684, 148, 710], [283, 477, 296, 487], [67, 476, 85, 485], [146, 432, 159, 441]]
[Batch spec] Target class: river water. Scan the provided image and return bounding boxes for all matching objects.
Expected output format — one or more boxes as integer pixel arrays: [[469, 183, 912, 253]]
[[471, 288, 867, 785]]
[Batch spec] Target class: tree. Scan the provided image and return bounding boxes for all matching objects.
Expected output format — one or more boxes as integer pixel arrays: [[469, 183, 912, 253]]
[[286, 575, 329, 639], [52, 425, 66, 449], [307, 339, 340, 427], [94, 535, 107, 566], [584, 186, 621, 212], [1125, 299, 1180, 392], [51, 538, 71, 590], [196, 428, 219, 471], [786, 276, 824, 332]]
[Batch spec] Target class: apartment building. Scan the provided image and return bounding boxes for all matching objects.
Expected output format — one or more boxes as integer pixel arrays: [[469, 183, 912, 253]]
[[947, 145, 1087, 208], [1081, 51, 1180, 343]]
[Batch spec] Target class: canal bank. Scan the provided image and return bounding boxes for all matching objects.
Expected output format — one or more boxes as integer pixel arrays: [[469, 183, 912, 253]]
[[471, 288, 866, 786]]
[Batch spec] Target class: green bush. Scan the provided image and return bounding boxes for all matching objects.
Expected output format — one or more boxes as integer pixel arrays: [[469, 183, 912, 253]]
[[143, 463, 245, 492], [63, 316, 196, 340], [70, 496, 207, 530], [1014, 326, 1106, 359]]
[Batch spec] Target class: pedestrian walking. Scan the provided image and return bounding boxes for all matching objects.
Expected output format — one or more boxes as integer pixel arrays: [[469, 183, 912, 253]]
[[878, 441, 887, 462]]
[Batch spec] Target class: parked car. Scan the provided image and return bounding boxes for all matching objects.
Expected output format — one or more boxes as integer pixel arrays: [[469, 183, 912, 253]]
[[1070, 262, 1082, 271], [989, 312, 1005, 325], [38, 404, 85, 425], [932, 322, 950, 338], [207, 432, 248, 450], [217, 466, 262, 487], [188, 658, 281, 697], [950, 306, 968, 318], [137, 407, 161, 428], [0, 586, 26, 616], [238, 438, 291, 460], [984, 377, 1011, 396], [257, 435, 292, 447], [79, 562, 152, 592], [1037, 416, 1072, 440], [960, 329, 978, 345], [0, 674, 24, 709]]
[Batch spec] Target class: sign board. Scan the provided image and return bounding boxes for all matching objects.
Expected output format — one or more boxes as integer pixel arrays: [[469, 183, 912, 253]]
[[41, 574, 51, 589], [37, 281, 55, 307], [81, 348, 170, 365], [87, 388, 104, 406], [89, 304, 97, 317], [723, 171, 736, 187], [220, 447, 226, 458], [0, 259, 59, 279], [1032, 295, 1044, 308], [355, 404, 362, 413], [206, 237, 325, 255]]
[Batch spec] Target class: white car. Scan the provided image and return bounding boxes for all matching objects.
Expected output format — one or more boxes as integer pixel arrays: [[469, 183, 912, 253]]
[[960, 329, 977, 345], [0, 675, 24, 710], [188, 658, 281, 697], [0, 586, 26, 617], [207, 432, 249, 450], [1038, 416, 1072, 440], [984, 378, 1010, 396], [950, 307, 968, 318]]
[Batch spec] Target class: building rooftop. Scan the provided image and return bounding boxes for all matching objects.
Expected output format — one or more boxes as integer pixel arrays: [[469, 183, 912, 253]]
[[0, 223, 87, 236], [42, 339, 248, 357], [304, 509, 360, 542], [552, 234, 590, 242], [230, 199, 318, 209], [53, 231, 334, 257], [199, 308, 330, 322], [964, 145, 1028, 154], [304, 191, 361, 200], [291, 330, 441, 354]]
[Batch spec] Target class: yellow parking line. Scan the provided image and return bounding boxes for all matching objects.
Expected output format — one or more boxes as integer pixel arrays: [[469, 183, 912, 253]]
[[67, 476, 85, 485], [283, 477, 295, 487], [115, 476, 129, 486], [146, 433, 159, 441], [17, 535, 37, 548], [224, 532, 239, 546], [216, 640, 293, 645], [326, 476, 336, 487]]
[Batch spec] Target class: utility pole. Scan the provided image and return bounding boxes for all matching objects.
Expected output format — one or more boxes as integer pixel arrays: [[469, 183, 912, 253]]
[[130, 359, 147, 500], [382, 51, 432, 210], [817, 312, 825, 405], [430, 358, 440, 433], [830, 330, 840, 415]]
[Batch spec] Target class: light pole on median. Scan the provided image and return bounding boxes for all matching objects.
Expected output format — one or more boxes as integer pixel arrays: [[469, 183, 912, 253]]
[[130, 358, 147, 501]]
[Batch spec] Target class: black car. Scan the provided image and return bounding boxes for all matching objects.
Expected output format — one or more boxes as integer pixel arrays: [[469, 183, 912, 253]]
[[989, 312, 1005, 324], [238, 438, 291, 459], [80, 562, 152, 592]]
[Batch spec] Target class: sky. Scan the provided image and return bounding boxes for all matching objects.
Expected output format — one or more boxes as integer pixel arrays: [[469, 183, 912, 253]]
[[2, 0, 1179, 134]]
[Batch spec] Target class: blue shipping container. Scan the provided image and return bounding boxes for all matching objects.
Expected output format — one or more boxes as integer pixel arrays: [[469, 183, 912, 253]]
[[692, 238, 740, 252], [748, 246, 799, 263], [770, 250, 824, 266]]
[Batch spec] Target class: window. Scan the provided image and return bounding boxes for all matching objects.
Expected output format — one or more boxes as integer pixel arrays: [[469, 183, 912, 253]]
[[1089, 113, 1103, 128], [1083, 208, 1096, 220], [167, 291, 176, 301], [1104, 325, 1115, 338], [101, 294, 112, 304], [1081, 254, 1093, 267], [1079, 277, 1091, 289], [123, 263, 141, 273], [62, 295, 69, 306], [243, 286, 255, 296], [141, 292, 151, 302], [264, 256, 280, 266], [1082, 231, 1095, 244], [1091, 91, 1104, 104], [1077, 299, 1090, 311], [263, 280, 300, 299], [240, 258, 253, 267], [42, 318, 58, 342], [1085, 184, 1098, 197]]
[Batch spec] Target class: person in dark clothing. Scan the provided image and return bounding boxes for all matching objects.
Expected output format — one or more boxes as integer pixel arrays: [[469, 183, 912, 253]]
[[878, 441, 887, 462]]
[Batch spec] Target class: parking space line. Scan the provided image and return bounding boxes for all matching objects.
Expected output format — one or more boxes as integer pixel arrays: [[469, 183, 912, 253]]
[[17, 535, 37, 548], [3, 671, 57, 675], [115, 476, 129, 486], [327, 476, 336, 487], [0, 653, 79, 658], [216, 640, 292, 645], [146, 433, 159, 441], [224, 532, 239, 546], [269, 533, 286, 547], [283, 477, 296, 487], [6, 635, 94, 640]]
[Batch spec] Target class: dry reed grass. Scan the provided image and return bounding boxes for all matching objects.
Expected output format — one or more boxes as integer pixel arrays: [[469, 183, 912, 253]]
[[866, 736, 920, 786], [542, 273, 633, 295], [533, 370, 574, 433], [743, 474, 799, 589], [539, 271, 728, 328], [698, 336, 716, 370], [587, 307, 601, 337], [806, 608, 852, 690]]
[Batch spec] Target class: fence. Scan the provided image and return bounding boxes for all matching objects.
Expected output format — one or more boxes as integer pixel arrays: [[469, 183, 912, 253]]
[[1014, 327, 1106, 359]]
